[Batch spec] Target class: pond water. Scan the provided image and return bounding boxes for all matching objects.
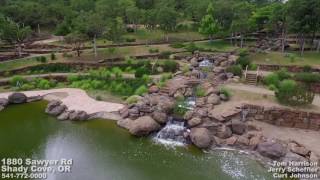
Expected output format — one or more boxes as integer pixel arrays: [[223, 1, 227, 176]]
[[0, 101, 274, 180]]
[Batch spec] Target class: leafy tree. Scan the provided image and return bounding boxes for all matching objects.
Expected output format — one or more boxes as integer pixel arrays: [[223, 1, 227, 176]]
[[199, 3, 220, 42], [156, 6, 178, 42], [106, 17, 126, 42], [230, 2, 255, 48], [0, 17, 31, 56], [73, 12, 106, 57], [287, 0, 320, 55], [64, 32, 88, 57]]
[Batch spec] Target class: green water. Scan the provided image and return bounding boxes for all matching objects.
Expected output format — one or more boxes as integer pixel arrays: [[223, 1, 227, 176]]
[[0, 101, 274, 180]]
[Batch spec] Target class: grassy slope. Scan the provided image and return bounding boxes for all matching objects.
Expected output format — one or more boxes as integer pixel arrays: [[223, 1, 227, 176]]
[[250, 51, 320, 66]]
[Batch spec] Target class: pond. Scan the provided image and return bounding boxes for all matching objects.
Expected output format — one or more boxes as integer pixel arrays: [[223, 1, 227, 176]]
[[0, 101, 274, 180]]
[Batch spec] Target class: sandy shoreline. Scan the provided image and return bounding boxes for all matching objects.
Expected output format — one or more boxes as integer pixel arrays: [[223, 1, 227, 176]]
[[0, 88, 124, 119]]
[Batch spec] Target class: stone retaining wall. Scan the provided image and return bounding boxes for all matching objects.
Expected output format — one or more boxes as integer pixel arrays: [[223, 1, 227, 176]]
[[258, 64, 320, 73], [243, 104, 320, 131]]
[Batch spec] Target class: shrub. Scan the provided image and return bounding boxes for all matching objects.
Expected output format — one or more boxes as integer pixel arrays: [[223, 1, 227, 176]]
[[134, 85, 148, 95], [236, 56, 251, 69], [67, 75, 80, 82], [51, 53, 56, 60], [238, 48, 249, 57], [126, 95, 140, 104], [195, 86, 206, 97], [96, 95, 102, 101], [263, 73, 280, 87], [148, 48, 159, 53], [20, 83, 35, 91], [10, 76, 27, 87], [36, 56, 47, 63], [185, 42, 198, 54], [220, 87, 231, 99], [268, 84, 278, 91], [294, 73, 320, 84], [275, 80, 314, 106], [302, 65, 312, 72], [135, 67, 150, 78], [181, 64, 191, 74], [159, 51, 172, 59], [125, 37, 136, 42], [226, 65, 242, 77], [173, 98, 188, 117], [170, 43, 185, 48], [249, 63, 257, 70], [36, 79, 52, 89], [160, 73, 173, 82], [275, 68, 291, 81], [111, 67, 123, 78], [162, 60, 178, 72]]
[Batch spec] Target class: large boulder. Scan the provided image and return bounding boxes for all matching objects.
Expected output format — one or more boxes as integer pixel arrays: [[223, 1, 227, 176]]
[[190, 128, 212, 149], [45, 100, 66, 116], [216, 125, 232, 139], [57, 111, 71, 121], [0, 98, 9, 107], [69, 111, 89, 121], [257, 141, 287, 160], [188, 117, 202, 127], [129, 116, 161, 136], [117, 118, 134, 130], [149, 85, 159, 94], [230, 119, 247, 135], [8, 93, 27, 104], [152, 111, 168, 124], [207, 94, 220, 105]]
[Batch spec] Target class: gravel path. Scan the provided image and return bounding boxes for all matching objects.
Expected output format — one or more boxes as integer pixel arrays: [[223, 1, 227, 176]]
[[0, 88, 124, 114]]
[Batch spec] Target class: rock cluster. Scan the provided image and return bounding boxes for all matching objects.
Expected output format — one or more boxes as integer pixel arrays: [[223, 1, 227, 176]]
[[0, 93, 42, 111], [252, 38, 289, 52], [45, 100, 89, 121]]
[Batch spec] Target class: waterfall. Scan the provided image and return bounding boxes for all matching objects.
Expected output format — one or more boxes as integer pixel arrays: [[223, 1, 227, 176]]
[[241, 107, 249, 122], [153, 117, 189, 146]]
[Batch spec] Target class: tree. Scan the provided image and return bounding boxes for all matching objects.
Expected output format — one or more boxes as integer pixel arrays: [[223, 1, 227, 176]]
[[230, 2, 255, 48], [105, 17, 126, 42], [198, 3, 220, 42], [0, 17, 31, 57], [287, 0, 320, 56], [64, 32, 88, 57], [73, 12, 106, 57], [156, 6, 178, 42]]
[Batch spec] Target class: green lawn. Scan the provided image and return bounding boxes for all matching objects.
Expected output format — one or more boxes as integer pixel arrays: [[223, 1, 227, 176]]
[[194, 40, 239, 52], [250, 51, 320, 66], [0, 44, 183, 73]]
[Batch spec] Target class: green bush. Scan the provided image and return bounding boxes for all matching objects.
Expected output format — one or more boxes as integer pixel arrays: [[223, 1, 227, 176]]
[[111, 67, 123, 78], [134, 85, 148, 95], [10, 76, 27, 87], [275, 68, 291, 81], [20, 83, 35, 91], [263, 73, 280, 87], [275, 80, 314, 106], [36, 79, 52, 89], [51, 53, 56, 60], [226, 65, 242, 77], [236, 56, 251, 69], [185, 42, 198, 54], [294, 73, 320, 84], [195, 86, 206, 97], [135, 67, 150, 78], [67, 75, 80, 82], [148, 48, 159, 53], [162, 60, 178, 72], [238, 48, 249, 57], [126, 95, 140, 104], [220, 87, 231, 99], [173, 98, 188, 117], [125, 37, 136, 42], [160, 73, 173, 83], [36, 56, 47, 63], [249, 63, 258, 70], [159, 51, 172, 59], [302, 65, 312, 72], [170, 43, 185, 48]]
